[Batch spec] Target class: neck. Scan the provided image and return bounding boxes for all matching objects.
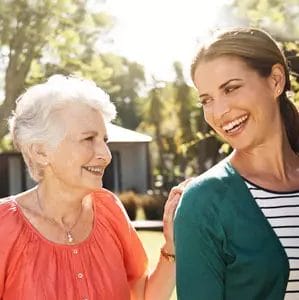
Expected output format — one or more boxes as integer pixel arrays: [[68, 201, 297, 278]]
[[36, 180, 89, 227], [230, 129, 298, 182]]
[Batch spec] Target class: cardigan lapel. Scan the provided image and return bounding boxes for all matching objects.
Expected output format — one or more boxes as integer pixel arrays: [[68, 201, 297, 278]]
[[223, 160, 289, 266]]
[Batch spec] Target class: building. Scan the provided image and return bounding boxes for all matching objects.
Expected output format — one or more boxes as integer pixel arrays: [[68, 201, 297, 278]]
[[0, 123, 152, 197]]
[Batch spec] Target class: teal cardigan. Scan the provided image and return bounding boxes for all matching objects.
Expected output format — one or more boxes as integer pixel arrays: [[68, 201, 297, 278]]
[[174, 159, 289, 300]]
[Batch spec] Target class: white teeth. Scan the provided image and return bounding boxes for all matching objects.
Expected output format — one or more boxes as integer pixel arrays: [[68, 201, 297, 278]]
[[85, 166, 103, 173], [222, 115, 248, 132]]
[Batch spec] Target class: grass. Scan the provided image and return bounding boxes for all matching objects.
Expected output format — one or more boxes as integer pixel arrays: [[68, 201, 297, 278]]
[[137, 230, 177, 300]]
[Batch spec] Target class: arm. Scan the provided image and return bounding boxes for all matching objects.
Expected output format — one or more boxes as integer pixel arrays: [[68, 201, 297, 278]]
[[174, 182, 226, 300], [129, 249, 175, 300], [130, 183, 188, 300]]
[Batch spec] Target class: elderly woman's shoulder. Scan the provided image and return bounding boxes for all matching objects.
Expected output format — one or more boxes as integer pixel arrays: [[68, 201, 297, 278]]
[[92, 188, 123, 210], [0, 196, 11, 203], [0, 196, 18, 216], [0, 197, 26, 258], [0, 197, 21, 236], [0, 196, 14, 207], [92, 188, 117, 202], [91, 188, 130, 221]]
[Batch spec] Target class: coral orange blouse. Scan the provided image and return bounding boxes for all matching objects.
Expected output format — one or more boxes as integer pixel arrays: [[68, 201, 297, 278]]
[[0, 189, 148, 300]]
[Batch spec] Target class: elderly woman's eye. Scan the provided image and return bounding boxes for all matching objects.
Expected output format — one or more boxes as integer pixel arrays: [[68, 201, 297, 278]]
[[85, 136, 94, 141]]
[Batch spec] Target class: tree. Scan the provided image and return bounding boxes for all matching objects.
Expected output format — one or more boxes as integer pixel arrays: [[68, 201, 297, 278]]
[[231, 0, 299, 40], [100, 53, 145, 130], [0, 0, 115, 142], [230, 0, 299, 99], [170, 62, 196, 176]]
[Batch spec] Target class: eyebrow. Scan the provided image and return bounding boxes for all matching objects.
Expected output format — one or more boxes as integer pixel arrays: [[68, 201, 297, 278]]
[[219, 78, 242, 90], [81, 131, 109, 141], [81, 131, 98, 136], [199, 78, 243, 98]]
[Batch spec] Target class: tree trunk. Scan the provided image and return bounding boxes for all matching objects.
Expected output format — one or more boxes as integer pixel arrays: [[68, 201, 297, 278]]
[[0, 43, 37, 140]]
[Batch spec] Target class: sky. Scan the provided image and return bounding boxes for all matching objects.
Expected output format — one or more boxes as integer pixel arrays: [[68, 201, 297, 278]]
[[97, 0, 235, 83]]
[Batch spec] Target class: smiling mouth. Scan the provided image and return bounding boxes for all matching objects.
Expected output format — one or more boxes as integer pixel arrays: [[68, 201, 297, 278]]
[[222, 114, 249, 134], [82, 166, 104, 176]]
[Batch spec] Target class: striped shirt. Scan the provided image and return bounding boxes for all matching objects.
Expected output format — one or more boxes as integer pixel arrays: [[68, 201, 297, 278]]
[[245, 180, 299, 299]]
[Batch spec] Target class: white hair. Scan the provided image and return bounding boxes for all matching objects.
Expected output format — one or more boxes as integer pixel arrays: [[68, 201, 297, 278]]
[[8, 74, 117, 181]]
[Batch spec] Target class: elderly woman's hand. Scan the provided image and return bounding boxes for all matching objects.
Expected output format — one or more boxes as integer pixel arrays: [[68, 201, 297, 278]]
[[162, 179, 192, 255]]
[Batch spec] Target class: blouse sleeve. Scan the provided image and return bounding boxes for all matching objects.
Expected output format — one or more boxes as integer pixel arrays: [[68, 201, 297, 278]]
[[0, 200, 22, 297], [95, 190, 148, 282], [174, 179, 227, 300], [114, 197, 148, 282]]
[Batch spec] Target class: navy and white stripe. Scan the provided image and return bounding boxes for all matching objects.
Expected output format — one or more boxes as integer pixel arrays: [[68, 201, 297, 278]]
[[245, 180, 299, 299]]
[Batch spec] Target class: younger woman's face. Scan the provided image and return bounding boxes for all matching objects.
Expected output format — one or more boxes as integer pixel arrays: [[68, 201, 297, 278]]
[[193, 55, 281, 151]]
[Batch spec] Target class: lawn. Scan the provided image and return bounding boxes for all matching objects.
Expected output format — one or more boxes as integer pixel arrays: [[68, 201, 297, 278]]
[[137, 230, 177, 300]]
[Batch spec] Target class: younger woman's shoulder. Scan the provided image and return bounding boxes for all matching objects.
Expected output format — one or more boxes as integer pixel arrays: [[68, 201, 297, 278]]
[[177, 159, 235, 219], [185, 160, 232, 195]]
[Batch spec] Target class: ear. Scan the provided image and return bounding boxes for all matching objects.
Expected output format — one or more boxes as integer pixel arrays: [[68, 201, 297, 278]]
[[269, 63, 286, 98], [30, 143, 50, 167]]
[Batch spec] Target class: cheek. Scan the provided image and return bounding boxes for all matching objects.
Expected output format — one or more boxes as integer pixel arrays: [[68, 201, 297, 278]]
[[54, 144, 90, 167], [203, 109, 214, 127]]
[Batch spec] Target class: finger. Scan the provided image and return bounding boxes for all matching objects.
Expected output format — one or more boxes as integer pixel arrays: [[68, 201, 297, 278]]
[[163, 194, 180, 222], [164, 192, 181, 214], [167, 187, 183, 203], [167, 178, 193, 199], [178, 177, 194, 189]]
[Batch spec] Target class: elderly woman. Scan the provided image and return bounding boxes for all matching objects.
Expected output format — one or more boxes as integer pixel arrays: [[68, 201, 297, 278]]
[[0, 75, 179, 300], [175, 27, 299, 299]]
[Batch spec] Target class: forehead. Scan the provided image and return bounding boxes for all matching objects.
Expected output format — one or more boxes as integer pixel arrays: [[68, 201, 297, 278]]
[[61, 104, 105, 134], [193, 56, 252, 91]]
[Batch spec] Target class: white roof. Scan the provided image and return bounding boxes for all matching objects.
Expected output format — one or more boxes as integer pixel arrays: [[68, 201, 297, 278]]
[[106, 123, 152, 143]]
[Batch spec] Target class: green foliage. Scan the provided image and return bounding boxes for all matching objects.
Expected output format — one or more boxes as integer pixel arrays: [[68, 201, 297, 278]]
[[232, 0, 299, 39], [0, 0, 145, 142], [138, 68, 221, 188], [0, 133, 13, 152], [231, 0, 299, 103], [100, 54, 145, 129]]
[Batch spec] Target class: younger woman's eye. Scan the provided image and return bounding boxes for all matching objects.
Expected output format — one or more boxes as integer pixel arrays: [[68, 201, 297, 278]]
[[199, 96, 213, 106], [224, 85, 240, 94]]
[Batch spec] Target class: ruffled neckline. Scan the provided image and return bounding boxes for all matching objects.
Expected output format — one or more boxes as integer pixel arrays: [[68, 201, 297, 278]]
[[10, 194, 97, 249]]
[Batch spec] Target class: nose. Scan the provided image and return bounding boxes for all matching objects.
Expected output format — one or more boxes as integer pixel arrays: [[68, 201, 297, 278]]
[[95, 142, 112, 166], [212, 96, 231, 121]]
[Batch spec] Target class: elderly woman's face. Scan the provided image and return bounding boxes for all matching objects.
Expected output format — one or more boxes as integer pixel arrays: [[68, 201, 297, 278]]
[[46, 103, 111, 193], [193, 55, 280, 151]]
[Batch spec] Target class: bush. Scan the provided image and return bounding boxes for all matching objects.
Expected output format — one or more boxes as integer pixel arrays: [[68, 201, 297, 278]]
[[118, 191, 140, 220], [141, 191, 167, 220]]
